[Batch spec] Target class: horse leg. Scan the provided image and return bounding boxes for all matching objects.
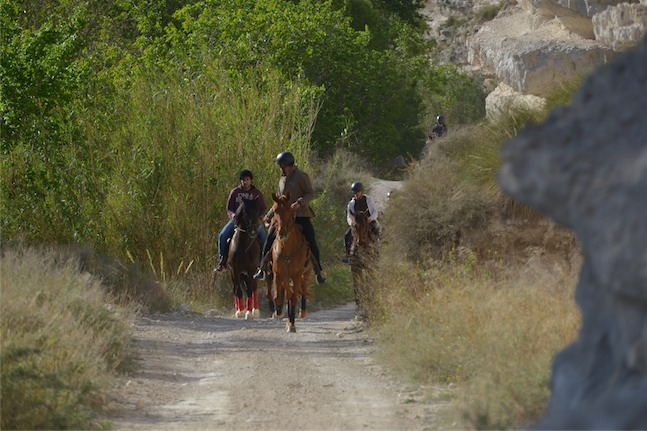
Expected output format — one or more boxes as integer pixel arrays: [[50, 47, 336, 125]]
[[286, 296, 296, 333], [272, 279, 284, 319], [299, 294, 307, 319], [234, 286, 245, 319], [299, 265, 312, 319], [242, 275, 254, 320], [252, 288, 260, 318], [265, 273, 275, 314]]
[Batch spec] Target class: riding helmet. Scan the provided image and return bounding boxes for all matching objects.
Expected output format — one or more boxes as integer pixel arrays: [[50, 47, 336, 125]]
[[275, 151, 295, 166], [351, 182, 364, 193], [437, 115, 445, 124], [239, 169, 253, 180]]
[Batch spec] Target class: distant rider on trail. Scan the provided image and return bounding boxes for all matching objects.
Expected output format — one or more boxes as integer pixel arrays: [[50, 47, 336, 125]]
[[341, 181, 380, 264]]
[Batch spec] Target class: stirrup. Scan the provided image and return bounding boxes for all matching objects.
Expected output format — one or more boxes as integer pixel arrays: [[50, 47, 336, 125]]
[[252, 268, 265, 280]]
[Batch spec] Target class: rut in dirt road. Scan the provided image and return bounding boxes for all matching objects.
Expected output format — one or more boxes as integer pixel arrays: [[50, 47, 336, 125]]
[[111, 303, 443, 430]]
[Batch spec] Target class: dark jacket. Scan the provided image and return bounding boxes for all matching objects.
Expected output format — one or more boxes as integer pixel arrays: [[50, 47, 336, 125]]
[[226, 185, 266, 220]]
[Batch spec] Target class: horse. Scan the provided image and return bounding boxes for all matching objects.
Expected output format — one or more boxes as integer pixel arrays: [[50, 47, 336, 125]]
[[268, 192, 312, 332], [227, 199, 262, 319], [349, 209, 378, 317]]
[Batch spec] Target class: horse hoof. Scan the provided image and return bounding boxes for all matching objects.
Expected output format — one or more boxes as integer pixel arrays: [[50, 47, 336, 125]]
[[299, 310, 308, 319], [235, 310, 244, 319], [245, 310, 252, 320], [253, 309, 260, 319], [286, 323, 296, 333], [272, 311, 284, 320]]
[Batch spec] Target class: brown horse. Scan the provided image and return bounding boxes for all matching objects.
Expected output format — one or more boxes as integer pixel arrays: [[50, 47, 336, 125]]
[[228, 199, 262, 319], [349, 209, 378, 316], [269, 192, 312, 332]]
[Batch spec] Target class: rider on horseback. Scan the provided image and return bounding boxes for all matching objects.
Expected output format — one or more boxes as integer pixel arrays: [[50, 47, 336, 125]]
[[252, 151, 327, 285], [214, 170, 267, 273], [341, 181, 380, 265]]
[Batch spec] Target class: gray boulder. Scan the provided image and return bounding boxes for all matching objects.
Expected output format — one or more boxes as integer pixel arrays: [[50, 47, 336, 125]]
[[497, 38, 647, 429]]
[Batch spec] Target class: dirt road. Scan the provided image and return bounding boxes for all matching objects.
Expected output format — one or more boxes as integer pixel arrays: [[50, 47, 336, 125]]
[[111, 304, 442, 430], [110, 179, 443, 430]]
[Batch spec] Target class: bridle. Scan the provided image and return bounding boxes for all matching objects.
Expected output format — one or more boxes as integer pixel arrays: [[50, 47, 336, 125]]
[[234, 206, 259, 254]]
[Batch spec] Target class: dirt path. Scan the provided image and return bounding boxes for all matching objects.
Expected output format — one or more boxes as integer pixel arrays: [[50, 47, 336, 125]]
[[111, 304, 442, 430], [110, 179, 444, 430]]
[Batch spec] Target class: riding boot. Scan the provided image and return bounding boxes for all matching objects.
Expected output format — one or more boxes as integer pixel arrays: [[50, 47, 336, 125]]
[[311, 255, 326, 285], [253, 251, 271, 280], [214, 255, 226, 272]]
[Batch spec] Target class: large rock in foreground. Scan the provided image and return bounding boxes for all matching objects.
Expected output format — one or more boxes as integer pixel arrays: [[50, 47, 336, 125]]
[[497, 38, 647, 429]]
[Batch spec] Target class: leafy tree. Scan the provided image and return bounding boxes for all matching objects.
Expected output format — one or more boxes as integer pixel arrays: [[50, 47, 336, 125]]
[[162, 0, 425, 163]]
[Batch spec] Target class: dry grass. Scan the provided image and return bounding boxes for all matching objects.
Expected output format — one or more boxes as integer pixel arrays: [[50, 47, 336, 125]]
[[369, 97, 583, 429], [372, 256, 580, 429], [0, 246, 136, 430]]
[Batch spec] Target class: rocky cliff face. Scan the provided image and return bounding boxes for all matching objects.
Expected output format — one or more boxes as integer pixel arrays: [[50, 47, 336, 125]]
[[423, 0, 647, 120], [497, 39, 647, 429]]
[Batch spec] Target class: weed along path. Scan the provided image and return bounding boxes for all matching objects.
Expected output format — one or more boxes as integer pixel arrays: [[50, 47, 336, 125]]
[[111, 304, 441, 430]]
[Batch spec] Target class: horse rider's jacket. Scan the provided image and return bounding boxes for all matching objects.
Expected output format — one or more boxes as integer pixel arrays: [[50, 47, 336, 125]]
[[226, 185, 266, 220], [347, 195, 378, 226], [265, 167, 316, 220]]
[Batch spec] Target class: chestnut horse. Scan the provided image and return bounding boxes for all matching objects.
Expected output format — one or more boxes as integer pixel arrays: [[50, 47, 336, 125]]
[[349, 209, 378, 316], [269, 192, 312, 332], [228, 199, 262, 319]]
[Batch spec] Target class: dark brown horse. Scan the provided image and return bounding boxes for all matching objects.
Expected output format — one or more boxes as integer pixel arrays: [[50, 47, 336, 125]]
[[349, 209, 377, 316], [269, 192, 312, 332], [228, 199, 262, 319]]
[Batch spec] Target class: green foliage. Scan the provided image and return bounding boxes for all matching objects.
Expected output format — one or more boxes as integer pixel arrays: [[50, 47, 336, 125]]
[[373, 0, 426, 24], [421, 65, 486, 131], [161, 0, 427, 163], [0, 0, 91, 147]]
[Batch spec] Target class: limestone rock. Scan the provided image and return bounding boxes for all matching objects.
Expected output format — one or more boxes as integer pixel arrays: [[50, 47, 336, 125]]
[[485, 82, 546, 122], [593, 1, 647, 50], [467, 7, 611, 97], [497, 39, 647, 429]]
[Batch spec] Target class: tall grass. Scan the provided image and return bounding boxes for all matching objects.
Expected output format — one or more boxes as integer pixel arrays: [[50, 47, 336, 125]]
[[102, 64, 318, 274], [0, 246, 136, 430], [372, 257, 580, 429]]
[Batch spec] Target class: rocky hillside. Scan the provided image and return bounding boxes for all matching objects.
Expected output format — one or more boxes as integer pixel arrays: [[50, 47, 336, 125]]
[[422, 0, 647, 119]]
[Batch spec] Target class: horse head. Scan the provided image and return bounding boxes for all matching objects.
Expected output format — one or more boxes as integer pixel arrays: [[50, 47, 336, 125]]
[[271, 192, 295, 241], [350, 209, 371, 248], [234, 199, 259, 238]]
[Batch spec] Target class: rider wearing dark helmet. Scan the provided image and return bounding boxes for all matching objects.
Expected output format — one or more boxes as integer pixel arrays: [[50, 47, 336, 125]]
[[214, 169, 267, 273], [430, 115, 448, 139], [422, 115, 448, 158], [253, 151, 326, 284], [341, 181, 380, 264]]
